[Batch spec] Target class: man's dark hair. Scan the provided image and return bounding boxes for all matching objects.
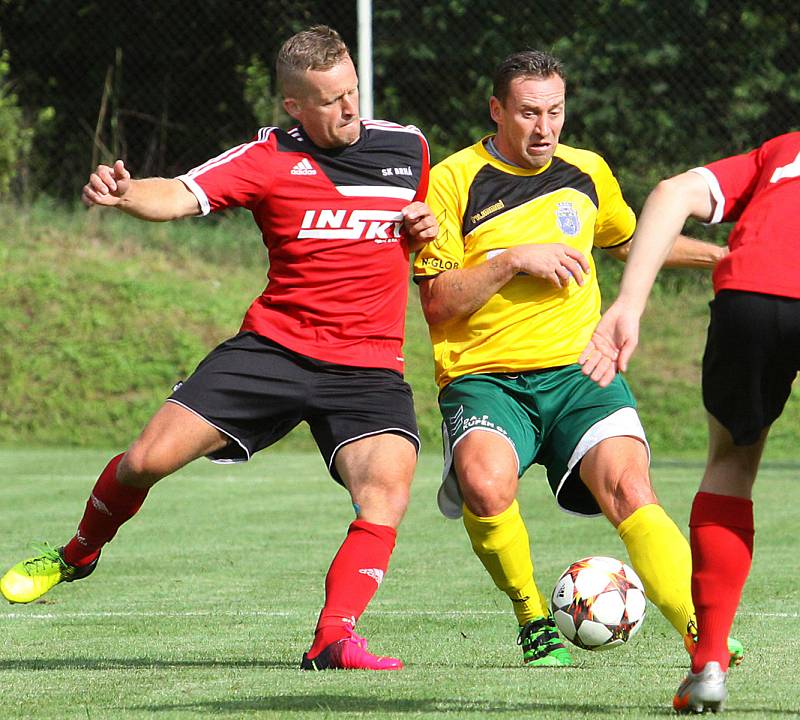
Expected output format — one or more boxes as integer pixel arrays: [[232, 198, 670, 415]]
[[276, 25, 350, 97], [492, 50, 565, 103]]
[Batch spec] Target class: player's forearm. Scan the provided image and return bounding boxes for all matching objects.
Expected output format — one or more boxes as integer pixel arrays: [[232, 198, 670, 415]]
[[115, 178, 199, 221], [615, 180, 698, 313], [420, 253, 518, 325], [662, 234, 726, 269]]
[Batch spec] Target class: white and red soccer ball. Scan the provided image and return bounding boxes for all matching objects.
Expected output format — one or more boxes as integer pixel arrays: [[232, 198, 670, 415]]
[[551, 556, 646, 651]]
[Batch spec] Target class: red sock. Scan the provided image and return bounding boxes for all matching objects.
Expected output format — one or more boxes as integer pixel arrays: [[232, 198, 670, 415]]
[[307, 519, 397, 657], [689, 491, 754, 672], [62, 453, 149, 567]]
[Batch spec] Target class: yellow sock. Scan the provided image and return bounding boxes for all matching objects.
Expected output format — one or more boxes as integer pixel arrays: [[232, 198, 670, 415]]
[[618, 503, 694, 637], [462, 500, 549, 625]]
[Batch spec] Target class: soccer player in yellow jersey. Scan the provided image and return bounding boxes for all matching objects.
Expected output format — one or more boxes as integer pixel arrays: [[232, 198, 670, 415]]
[[414, 50, 743, 667]]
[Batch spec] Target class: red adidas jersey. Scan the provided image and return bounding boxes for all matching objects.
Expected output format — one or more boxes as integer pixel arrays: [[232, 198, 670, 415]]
[[691, 132, 800, 298], [178, 120, 430, 372]]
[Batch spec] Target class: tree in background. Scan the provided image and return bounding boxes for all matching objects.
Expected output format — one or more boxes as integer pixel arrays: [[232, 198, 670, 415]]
[[0, 0, 798, 202], [0, 46, 46, 196]]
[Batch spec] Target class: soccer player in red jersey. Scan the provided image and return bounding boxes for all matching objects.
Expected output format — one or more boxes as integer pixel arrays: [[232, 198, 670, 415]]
[[580, 132, 800, 711], [0, 25, 437, 672]]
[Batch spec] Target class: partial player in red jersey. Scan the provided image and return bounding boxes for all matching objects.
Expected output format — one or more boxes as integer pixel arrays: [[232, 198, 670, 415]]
[[0, 26, 437, 672], [580, 132, 800, 712]]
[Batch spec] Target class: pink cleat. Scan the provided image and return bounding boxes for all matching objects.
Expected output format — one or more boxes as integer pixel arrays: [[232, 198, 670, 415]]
[[300, 626, 403, 671]]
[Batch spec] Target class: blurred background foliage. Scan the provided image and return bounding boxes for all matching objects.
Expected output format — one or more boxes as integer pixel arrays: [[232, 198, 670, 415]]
[[2, 1, 800, 453], [1, 0, 798, 205]]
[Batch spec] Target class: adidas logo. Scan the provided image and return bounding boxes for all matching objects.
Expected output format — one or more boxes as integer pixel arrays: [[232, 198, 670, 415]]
[[358, 568, 384, 586], [290, 158, 316, 175]]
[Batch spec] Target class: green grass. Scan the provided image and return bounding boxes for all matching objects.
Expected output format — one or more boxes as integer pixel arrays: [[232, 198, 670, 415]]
[[1, 449, 798, 719]]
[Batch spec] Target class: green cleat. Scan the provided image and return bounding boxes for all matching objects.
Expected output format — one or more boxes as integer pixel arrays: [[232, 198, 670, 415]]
[[726, 636, 744, 667], [684, 621, 745, 668], [0, 545, 98, 604], [518, 616, 573, 667]]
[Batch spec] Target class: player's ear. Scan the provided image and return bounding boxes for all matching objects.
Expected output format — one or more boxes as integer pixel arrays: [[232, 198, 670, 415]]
[[283, 97, 302, 121], [489, 96, 503, 124]]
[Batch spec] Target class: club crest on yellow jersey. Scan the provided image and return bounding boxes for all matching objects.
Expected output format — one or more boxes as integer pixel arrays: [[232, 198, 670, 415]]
[[556, 201, 581, 236]]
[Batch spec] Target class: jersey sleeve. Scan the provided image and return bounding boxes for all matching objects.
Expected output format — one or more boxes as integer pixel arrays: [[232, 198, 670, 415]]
[[592, 156, 636, 249], [689, 147, 761, 224], [176, 128, 276, 216], [413, 162, 466, 279], [413, 130, 431, 203]]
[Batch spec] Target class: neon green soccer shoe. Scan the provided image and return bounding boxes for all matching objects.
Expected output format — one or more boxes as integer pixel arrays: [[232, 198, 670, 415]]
[[0, 545, 99, 604], [684, 620, 745, 668], [518, 616, 574, 667]]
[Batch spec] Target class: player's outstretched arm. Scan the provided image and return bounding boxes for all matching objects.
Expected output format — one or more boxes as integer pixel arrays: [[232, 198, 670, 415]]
[[401, 201, 439, 253], [82, 159, 200, 221], [419, 243, 589, 326], [579, 301, 639, 387], [580, 170, 716, 385], [662, 233, 728, 268]]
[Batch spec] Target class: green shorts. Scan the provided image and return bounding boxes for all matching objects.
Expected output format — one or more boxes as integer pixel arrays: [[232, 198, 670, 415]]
[[437, 364, 649, 518]]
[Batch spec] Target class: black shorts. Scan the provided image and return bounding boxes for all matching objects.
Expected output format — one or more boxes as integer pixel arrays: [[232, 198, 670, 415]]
[[169, 332, 420, 482], [703, 290, 800, 445]]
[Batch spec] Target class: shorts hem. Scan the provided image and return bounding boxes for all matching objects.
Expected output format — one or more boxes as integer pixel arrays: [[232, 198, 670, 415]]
[[437, 426, 520, 520], [554, 406, 650, 517], [328, 427, 421, 475], [451, 426, 520, 474], [165, 399, 251, 462]]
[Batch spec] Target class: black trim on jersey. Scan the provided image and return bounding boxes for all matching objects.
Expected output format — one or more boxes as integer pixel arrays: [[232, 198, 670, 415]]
[[462, 157, 599, 237], [602, 235, 633, 250], [274, 124, 424, 195]]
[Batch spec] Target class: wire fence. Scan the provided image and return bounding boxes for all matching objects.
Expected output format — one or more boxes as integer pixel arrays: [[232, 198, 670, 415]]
[[1, 0, 799, 204]]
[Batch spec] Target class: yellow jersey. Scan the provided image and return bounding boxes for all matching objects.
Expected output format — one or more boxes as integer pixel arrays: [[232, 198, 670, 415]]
[[414, 137, 635, 388]]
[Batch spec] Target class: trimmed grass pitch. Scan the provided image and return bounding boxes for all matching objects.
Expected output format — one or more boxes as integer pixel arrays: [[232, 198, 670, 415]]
[[0, 449, 798, 719]]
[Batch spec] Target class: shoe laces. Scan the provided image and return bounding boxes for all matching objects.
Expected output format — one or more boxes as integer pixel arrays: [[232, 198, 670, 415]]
[[24, 543, 66, 573], [517, 616, 561, 652], [342, 622, 368, 649]]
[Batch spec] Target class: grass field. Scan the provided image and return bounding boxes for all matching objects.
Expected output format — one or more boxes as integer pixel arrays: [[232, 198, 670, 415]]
[[1, 450, 798, 719]]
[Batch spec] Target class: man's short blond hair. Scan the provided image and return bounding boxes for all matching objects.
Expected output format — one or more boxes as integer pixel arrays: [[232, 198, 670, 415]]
[[276, 25, 350, 97]]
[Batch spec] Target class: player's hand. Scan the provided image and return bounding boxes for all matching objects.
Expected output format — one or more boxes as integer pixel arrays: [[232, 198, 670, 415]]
[[82, 159, 132, 208], [401, 201, 438, 253], [578, 301, 641, 387], [509, 243, 590, 288], [713, 244, 730, 266]]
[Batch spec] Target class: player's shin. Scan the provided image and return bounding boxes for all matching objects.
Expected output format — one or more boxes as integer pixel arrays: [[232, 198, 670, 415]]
[[689, 492, 753, 672], [307, 519, 396, 658], [462, 500, 549, 623], [62, 453, 149, 567], [617, 503, 694, 636]]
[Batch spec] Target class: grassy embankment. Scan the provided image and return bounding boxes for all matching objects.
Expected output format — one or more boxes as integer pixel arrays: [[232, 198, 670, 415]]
[[2, 200, 799, 459]]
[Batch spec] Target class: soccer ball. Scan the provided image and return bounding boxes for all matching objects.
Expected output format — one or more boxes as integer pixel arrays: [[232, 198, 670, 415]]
[[550, 556, 646, 651]]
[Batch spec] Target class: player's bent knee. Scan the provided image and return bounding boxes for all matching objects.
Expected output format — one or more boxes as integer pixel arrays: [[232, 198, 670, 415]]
[[589, 469, 657, 527], [455, 449, 517, 516], [458, 473, 517, 517], [118, 447, 171, 488], [355, 491, 409, 528]]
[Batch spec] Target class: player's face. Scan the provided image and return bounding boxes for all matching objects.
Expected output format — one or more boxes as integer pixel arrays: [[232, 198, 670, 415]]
[[284, 55, 361, 149], [490, 74, 566, 169]]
